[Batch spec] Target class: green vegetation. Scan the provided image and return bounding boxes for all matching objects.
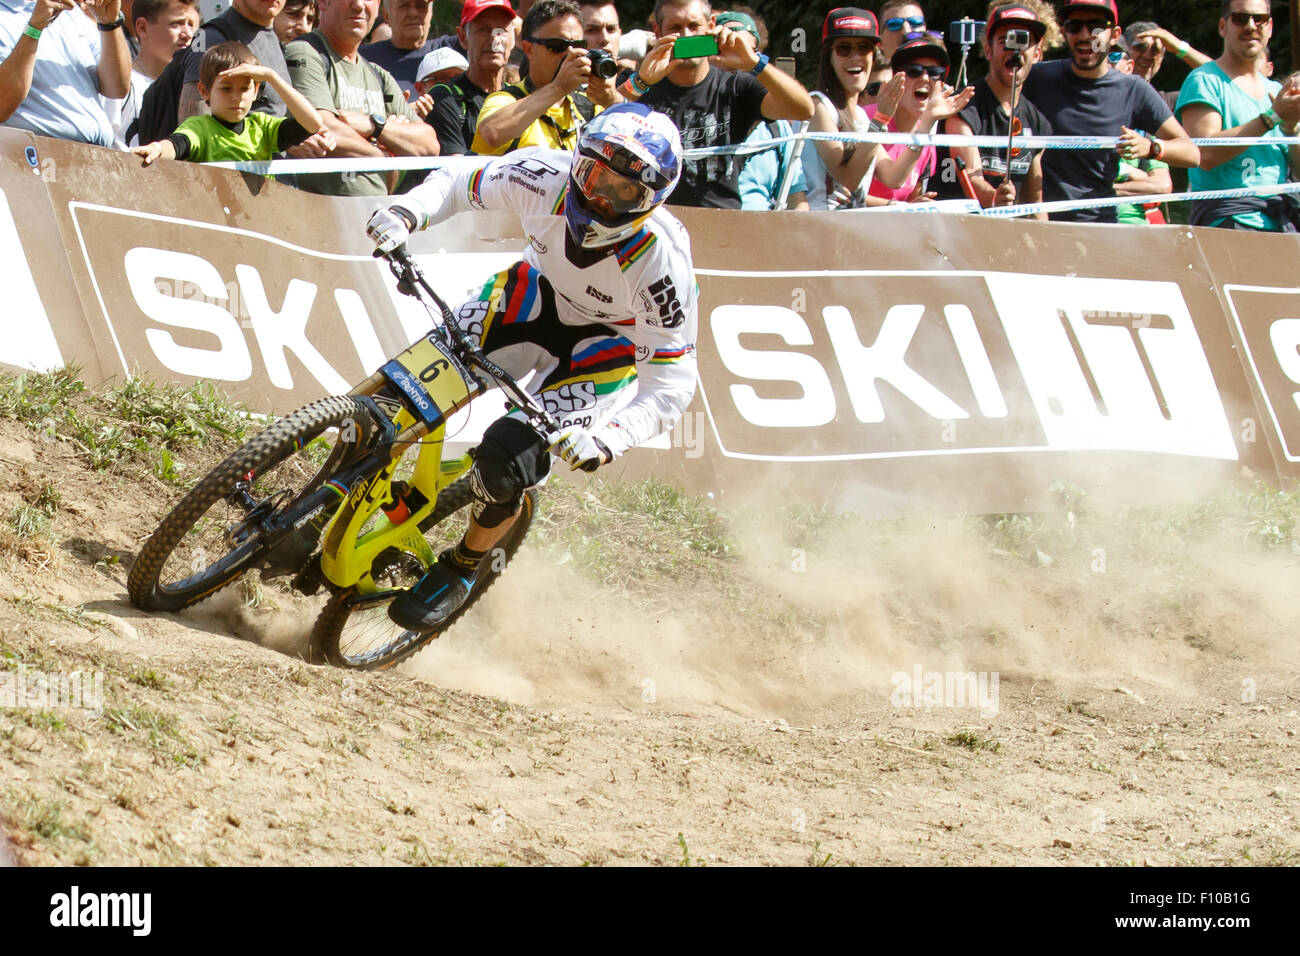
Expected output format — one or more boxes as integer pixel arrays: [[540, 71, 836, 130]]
[[0, 368, 249, 485], [946, 731, 1001, 754]]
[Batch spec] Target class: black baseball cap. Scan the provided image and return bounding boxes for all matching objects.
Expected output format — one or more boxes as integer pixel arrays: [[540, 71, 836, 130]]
[[891, 31, 950, 70], [822, 8, 880, 42], [987, 5, 1048, 40]]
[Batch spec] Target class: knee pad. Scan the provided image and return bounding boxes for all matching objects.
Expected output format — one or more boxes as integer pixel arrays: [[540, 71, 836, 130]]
[[468, 417, 550, 528]]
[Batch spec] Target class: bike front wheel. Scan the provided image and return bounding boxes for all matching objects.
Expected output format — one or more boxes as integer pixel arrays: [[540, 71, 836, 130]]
[[309, 485, 537, 670], [128, 395, 377, 613]]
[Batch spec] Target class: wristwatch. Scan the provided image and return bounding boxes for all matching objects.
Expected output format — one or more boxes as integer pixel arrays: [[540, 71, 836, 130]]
[[749, 53, 769, 76], [368, 112, 387, 143], [1147, 135, 1162, 161], [97, 14, 125, 30]]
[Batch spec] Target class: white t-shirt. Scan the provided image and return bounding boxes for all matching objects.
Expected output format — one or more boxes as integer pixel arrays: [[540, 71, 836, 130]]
[[102, 65, 154, 149]]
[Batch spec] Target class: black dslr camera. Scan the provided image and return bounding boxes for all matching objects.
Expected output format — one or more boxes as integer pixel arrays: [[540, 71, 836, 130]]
[[586, 48, 620, 79]]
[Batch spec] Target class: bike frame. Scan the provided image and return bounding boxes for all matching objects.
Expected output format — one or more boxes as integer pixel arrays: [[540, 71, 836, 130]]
[[285, 247, 562, 601]]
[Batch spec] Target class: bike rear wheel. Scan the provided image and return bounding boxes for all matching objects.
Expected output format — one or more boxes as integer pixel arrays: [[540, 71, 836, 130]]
[[128, 395, 376, 613], [309, 485, 537, 670]]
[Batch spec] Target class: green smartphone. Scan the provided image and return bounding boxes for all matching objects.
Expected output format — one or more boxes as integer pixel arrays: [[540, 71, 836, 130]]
[[672, 34, 720, 59]]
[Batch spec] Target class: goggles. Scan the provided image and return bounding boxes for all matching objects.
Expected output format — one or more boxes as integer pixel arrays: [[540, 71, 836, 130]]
[[572, 155, 655, 220]]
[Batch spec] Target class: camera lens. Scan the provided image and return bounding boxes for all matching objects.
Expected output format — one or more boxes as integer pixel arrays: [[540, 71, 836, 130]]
[[587, 49, 619, 79]]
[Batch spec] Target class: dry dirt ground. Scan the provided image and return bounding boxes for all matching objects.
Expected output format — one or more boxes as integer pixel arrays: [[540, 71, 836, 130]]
[[1, 412, 1298, 867]]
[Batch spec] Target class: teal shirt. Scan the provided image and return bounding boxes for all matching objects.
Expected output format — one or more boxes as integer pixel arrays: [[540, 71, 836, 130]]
[[1176, 63, 1286, 231]]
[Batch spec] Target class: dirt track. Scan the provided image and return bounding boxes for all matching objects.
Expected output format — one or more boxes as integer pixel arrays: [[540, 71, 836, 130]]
[[2, 415, 1298, 866]]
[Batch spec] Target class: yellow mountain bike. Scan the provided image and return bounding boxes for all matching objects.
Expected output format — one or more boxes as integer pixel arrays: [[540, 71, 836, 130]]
[[127, 246, 561, 670]]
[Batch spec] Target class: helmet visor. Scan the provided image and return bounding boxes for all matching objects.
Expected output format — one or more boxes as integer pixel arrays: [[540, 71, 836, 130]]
[[572, 155, 655, 221]]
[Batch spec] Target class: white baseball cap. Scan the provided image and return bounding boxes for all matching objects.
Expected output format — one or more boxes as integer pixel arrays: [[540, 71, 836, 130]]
[[417, 48, 470, 83]]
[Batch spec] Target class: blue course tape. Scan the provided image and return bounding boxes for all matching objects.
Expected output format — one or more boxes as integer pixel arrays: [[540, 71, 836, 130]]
[[205, 131, 1300, 175], [974, 181, 1300, 219]]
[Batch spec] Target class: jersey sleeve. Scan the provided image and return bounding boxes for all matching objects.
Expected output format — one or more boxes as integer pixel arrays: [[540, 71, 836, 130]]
[[598, 220, 699, 457], [172, 117, 204, 161], [398, 147, 568, 229]]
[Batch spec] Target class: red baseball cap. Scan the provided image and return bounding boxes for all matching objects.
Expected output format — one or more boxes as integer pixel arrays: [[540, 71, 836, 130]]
[[987, 5, 1048, 40], [1061, 0, 1119, 24], [461, 0, 517, 27], [822, 8, 880, 43]]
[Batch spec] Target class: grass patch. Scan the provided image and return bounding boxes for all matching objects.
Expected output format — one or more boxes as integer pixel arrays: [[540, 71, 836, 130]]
[[945, 731, 1001, 754], [0, 368, 249, 483], [6, 792, 91, 844], [128, 668, 169, 691], [102, 705, 204, 767]]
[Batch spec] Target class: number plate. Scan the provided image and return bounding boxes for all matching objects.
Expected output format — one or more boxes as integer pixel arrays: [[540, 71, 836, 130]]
[[380, 334, 480, 429]]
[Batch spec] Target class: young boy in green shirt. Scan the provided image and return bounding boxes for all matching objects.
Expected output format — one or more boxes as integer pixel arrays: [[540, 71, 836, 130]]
[[133, 42, 335, 165]]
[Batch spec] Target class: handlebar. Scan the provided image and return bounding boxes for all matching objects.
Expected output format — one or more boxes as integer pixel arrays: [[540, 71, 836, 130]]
[[376, 245, 564, 442]]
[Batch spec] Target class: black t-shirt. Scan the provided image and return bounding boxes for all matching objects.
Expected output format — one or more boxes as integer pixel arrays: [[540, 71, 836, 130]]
[[639, 68, 768, 208], [1023, 59, 1171, 222], [182, 10, 289, 118], [933, 80, 1053, 201], [426, 72, 488, 156]]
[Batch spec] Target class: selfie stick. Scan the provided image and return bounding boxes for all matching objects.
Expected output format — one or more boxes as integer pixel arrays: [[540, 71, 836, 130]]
[[1005, 51, 1023, 201], [954, 18, 977, 88]]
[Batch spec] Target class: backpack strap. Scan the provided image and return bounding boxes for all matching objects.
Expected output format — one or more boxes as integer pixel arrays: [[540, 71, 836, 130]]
[[300, 32, 398, 113]]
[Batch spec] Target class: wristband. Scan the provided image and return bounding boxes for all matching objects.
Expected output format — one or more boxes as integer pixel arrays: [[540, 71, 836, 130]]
[[749, 52, 770, 76], [22, 23, 41, 40], [873, 111, 893, 127], [1261, 108, 1280, 130], [906, 142, 924, 154], [629, 72, 651, 95], [97, 14, 125, 31], [1175, 40, 1188, 58]]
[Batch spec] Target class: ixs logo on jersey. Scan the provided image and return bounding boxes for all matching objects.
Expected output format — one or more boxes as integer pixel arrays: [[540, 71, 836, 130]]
[[540, 380, 597, 416], [1223, 285, 1300, 463], [696, 272, 1237, 463]]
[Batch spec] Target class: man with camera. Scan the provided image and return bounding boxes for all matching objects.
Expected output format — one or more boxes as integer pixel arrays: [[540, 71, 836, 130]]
[[935, 5, 1051, 213], [1022, 0, 1198, 223], [424, 0, 515, 156], [471, 0, 619, 154], [618, 0, 813, 208]]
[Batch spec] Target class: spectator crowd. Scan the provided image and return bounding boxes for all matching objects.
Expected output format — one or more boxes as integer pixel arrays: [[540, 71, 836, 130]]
[[1, 0, 1297, 229]]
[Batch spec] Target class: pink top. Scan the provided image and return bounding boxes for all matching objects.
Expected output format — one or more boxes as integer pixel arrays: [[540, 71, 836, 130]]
[[863, 104, 938, 203]]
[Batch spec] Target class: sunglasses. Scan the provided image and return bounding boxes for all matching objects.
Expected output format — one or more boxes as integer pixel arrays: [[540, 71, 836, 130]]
[[1227, 11, 1271, 27], [900, 63, 947, 79], [1127, 40, 1156, 55], [525, 35, 586, 53], [1063, 18, 1113, 35], [1107, 50, 1128, 63], [833, 40, 876, 57], [865, 80, 883, 95], [885, 15, 925, 32]]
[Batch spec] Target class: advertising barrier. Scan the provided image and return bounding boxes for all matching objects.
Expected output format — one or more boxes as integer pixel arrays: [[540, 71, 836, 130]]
[[2, 129, 1299, 513]]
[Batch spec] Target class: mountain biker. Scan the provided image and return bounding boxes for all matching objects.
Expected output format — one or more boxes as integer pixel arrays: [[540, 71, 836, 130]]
[[365, 102, 697, 632]]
